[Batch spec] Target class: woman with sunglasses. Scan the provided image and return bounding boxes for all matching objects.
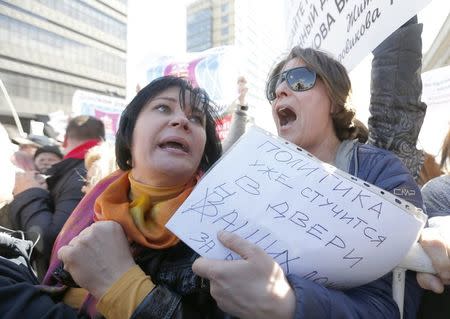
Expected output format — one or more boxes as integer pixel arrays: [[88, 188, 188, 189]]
[[193, 46, 423, 319]]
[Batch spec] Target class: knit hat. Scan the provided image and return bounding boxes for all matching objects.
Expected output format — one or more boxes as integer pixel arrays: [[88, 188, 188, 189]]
[[34, 145, 63, 160]]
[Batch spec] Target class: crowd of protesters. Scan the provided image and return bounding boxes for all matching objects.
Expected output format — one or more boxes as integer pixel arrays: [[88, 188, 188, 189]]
[[0, 14, 448, 319]]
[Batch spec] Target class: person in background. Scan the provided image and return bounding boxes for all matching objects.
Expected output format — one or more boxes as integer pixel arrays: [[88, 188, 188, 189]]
[[11, 149, 36, 172], [0, 126, 45, 228], [8, 115, 105, 279], [81, 141, 117, 194], [10, 137, 39, 172], [0, 123, 17, 212], [33, 145, 63, 174], [222, 75, 254, 152], [193, 46, 423, 319], [0, 123, 39, 303], [4, 125, 55, 172]]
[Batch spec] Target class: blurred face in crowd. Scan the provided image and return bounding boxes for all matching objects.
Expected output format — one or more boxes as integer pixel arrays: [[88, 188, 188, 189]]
[[20, 144, 38, 156], [0, 125, 15, 207], [130, 86, 207, 187], [34, 152, 62, 174], [271, 58, 337, 155]]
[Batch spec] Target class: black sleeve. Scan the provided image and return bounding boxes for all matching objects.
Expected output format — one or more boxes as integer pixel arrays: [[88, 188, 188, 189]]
[[367, 16, 426, 180], [130, 285, 182, 319], [9, 171, 84, 265], [0, 257, 85, 319]]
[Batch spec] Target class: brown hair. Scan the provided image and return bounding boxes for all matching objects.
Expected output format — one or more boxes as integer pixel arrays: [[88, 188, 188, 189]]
[[353, 118, 369, 143], [418, 152, 443, 186], [267, 47, 360, 141], [66, 115, 105, 142], [115, 76, 222, 172], [440, 127, 450, 172]]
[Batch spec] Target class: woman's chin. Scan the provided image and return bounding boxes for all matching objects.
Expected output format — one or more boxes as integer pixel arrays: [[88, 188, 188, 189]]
[[155, 165, 197, 186]]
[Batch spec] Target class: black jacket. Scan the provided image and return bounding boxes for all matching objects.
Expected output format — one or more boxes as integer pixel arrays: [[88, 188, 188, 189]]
[[0, 257, 83, 319], [367, 17, 427, 179], [130, 242, 230, 319], [9, 158, 86, 279], [0, 240, 231, 319], [51, 242, 231, 319]]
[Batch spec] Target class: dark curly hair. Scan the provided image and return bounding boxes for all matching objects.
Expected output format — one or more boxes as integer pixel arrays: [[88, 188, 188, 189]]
[[115, 76, 222, 172], [267, 47, 361, 141]]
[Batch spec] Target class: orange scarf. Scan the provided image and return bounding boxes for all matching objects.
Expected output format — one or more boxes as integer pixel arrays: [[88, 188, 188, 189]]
[[94, 171, 196, 249]]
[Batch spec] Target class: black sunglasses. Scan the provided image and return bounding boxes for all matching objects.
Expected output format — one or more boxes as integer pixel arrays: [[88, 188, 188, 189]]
[[266, 66, 317, 102]]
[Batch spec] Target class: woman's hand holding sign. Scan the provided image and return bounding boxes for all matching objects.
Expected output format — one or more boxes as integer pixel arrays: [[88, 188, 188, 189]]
[[193, 231, 295, 319], [417, 216, 450, 293]]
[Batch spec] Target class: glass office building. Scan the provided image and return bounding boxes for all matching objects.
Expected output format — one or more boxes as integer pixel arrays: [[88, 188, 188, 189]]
[[0, 0, 127, 116], [186, 0, 287, 131], [186, 0, 235, 52]]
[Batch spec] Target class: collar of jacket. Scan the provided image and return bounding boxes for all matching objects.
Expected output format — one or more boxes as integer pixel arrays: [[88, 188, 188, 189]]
[[64, 139, 101, 160], [134, 242, 209, 296], [45, 158, 84, 189]]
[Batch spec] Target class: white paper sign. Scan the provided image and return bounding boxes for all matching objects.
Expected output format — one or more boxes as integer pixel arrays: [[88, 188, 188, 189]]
[[72, 90, 126, 141], [287, 0, 431, 70], [167, 127, 427, 288], [420, 65, 450, 155]]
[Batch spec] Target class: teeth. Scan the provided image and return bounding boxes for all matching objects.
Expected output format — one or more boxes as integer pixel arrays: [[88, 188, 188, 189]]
[[161, 142, 187, 152]]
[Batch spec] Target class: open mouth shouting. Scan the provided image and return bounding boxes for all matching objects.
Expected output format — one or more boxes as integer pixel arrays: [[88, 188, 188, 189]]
[[276, 105, 297, 128], [158, 136, 190, 154]]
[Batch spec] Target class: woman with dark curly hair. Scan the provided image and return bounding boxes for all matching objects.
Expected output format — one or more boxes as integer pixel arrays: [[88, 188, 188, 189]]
[[0, 76, 228, 319]]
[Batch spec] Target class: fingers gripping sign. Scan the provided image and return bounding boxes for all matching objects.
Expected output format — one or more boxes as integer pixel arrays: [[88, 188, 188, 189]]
[[192, 231, 296, 319], [57, 221, 136, 299], [417, 226, 450, 293]]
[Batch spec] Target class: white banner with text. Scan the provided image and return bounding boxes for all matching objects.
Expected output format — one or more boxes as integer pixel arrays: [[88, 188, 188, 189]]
[[287, 0, 431, 70], [167, 126, 427, 288]]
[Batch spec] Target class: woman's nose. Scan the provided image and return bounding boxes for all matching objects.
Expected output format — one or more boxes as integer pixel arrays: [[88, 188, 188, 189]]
[[169, 113, 189, 130], [275, 79, 289, 100]]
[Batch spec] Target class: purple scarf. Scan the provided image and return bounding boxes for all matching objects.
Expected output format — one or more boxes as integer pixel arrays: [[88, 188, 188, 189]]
[[43, 170, 124, 317]]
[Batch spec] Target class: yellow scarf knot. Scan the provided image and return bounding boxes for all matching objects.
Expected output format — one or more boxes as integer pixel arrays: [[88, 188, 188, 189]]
[[94, 171, 196, 249]]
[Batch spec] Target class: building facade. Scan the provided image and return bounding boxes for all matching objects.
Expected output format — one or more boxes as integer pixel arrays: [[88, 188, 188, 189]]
[[0, 0, 127, 117], [186, 0, 288, 131], [423, 13, 450, 72], [187, 0, 235, 52]]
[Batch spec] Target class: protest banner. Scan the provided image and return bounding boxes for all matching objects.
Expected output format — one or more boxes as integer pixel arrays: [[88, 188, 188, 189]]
[[287, 0, 431, 70], [167, 126, 427, 288], [145, 46, 240, 114], [72, 90, 126, 141], [420, 65, 450, 155], [144, 46, 242, 141]]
